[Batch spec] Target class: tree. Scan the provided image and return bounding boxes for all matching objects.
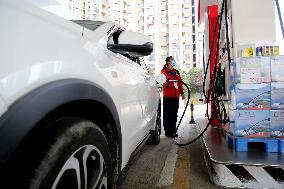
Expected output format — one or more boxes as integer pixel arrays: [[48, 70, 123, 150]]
[[183, 67, 203, 98]]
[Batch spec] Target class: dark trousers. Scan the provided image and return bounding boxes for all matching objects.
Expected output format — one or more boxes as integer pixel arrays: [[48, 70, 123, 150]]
[[163, 97, 179, 136]]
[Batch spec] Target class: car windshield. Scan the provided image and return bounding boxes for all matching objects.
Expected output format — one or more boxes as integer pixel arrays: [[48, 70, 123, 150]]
[[71, 20, 106, 31]]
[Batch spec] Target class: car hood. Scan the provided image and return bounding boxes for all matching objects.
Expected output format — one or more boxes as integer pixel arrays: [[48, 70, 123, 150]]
[[5, 0, 115, 43], [28, 0, 116, 42]]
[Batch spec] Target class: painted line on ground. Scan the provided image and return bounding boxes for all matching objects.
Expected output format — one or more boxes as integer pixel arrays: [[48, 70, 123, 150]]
[[172, 147, 190, 189], [213, 164, 242, 187], [244, 166, 281, 188], [156, 143, 178, 187]]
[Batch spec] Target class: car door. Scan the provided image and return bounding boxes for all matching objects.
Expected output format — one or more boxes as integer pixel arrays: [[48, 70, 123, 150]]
[[104, 27, 148, 156], [122, 56, 153, 139], [137, 58, 160, 134]]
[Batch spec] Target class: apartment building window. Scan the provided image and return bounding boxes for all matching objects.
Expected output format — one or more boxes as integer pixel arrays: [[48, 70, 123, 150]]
[[197, 42, 201, 48], [138, 20, 143, 26], [172, 34, 180, 42], [185, 35, 191, 41], [193, 54, 196, 62], [161, 55, 167, 61], [192, 0, 195, 5], [172, 42, 178, 48], [198, 51, 201, 58], [83, 10, 86, 18], [147, 16, 154, 23], [192, 25, 195, 33], [93, 6, 99, 13], [192, 7, 195, 15], [161, 18, 168, 24], [174, 54, 180, 62], [193, 44, 196, 51], [172, 43, 180, 50], [185, 45, 191, 50], [161, 36, 168, 42], [183, 26, 190, 31], [192, 16, 195, 24], [171, 0, 180, 4], [171, 14, 179, 21], [172, 52, 180, 62], [161, 46, 168, 51], [173, 5, 179, 11], [161, 27, 168, 33], [184, 64, 191, 68], [184, 8, 190, 13], [185, 53, 191, 60], [183, 3, 190, 8], [147, 25, 154, 31], [184, 17, 190, 23], [91, 14, 99, 20], [173, 24, 179, 29]]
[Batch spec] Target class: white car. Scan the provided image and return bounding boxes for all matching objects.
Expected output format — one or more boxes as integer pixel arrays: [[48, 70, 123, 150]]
[[0, 1, 161, 188]]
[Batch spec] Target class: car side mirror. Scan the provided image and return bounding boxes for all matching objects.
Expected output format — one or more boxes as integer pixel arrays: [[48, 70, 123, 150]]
[[107, 31, 153, 57], [156, 74, 167, 84]]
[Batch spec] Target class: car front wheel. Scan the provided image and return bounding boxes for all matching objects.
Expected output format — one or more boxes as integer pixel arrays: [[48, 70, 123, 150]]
[[25, 117, 113, 189]]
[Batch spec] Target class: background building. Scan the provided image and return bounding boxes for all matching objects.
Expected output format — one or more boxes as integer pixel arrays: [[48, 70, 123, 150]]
[[196, 25, 205, 69], [67, 0, 200, 75]]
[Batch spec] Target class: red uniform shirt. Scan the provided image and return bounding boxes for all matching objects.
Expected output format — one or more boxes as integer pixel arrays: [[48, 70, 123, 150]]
[[161, 67, 184, 99]]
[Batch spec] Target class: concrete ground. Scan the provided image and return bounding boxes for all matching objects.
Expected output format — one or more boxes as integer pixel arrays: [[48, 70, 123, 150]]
[[120, 103, 223, 189]]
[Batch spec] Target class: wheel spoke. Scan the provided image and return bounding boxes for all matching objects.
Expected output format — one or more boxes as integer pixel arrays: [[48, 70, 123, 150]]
[[82, 146, 93, 189], [95, 174, 107, 189], [51, 145, 107, 189], [51, 156, 81, 189], [93, 159, 107, 189], [91, 149, 106, 189]]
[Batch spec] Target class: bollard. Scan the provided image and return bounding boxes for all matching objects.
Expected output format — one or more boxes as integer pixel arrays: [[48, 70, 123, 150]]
[[189, 103, 196, 124], [189, 99, 203, 124]]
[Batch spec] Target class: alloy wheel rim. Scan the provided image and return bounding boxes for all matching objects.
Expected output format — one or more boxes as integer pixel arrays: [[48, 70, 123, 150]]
[[51, 145, 107, 189]]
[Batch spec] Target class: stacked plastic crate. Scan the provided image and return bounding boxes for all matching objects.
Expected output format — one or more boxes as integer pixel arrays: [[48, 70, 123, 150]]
[[270, 56, 284, 152], [223, 55, 284, 152]]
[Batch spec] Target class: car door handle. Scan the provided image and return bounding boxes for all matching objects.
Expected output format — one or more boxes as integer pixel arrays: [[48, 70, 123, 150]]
[[111, 71, 118, 78]]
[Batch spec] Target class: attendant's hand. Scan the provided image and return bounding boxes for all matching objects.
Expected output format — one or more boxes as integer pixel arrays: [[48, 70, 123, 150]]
[[181, 94, 185, 100]]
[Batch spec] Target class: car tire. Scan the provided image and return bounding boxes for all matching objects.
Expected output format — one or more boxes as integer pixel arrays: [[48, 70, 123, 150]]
[[146, 104, 161, 145], [11, 117, 113, 189]]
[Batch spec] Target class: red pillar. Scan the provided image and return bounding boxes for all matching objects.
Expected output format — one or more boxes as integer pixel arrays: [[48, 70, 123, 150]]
[[208, 5, 220, 127]]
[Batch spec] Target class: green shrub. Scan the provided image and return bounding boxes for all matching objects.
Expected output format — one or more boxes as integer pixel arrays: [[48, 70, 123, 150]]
[[182, 67, 203, 97]]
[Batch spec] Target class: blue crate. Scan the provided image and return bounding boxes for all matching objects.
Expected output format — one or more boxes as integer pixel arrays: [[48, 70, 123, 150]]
[[226, 133, 278, 152], [279, 139, 284, 153]]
